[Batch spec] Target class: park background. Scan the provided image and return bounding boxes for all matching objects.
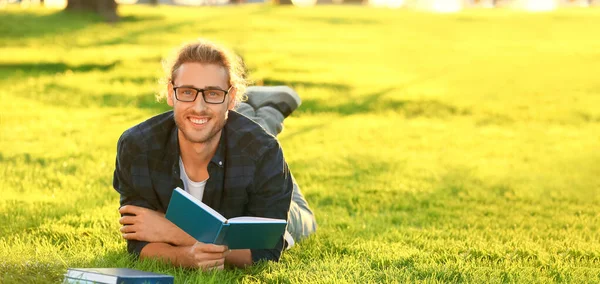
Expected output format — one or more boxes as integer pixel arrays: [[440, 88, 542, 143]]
[[1, 0, 599, 283]]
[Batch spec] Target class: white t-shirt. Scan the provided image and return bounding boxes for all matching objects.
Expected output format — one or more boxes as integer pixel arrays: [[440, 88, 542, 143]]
[[179, 157, 207, 202]]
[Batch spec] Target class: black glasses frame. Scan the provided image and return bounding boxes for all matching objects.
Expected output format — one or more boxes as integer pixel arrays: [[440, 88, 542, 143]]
[[172, 86, 232, 104]]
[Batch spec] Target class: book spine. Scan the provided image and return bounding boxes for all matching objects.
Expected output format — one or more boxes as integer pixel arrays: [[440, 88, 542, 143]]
[[213, 223, 230, 245]]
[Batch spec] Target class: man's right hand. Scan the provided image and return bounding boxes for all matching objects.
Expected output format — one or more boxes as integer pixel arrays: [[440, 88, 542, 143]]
[[119, 205, 195, 246], [186, 242, 230, 270]]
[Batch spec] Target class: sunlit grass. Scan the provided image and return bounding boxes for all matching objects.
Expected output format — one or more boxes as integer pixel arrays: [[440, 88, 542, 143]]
[[1, 4, 599, 283]]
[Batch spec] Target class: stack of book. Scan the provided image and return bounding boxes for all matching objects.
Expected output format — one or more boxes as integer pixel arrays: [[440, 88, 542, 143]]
[[63, 268, 174, 284]]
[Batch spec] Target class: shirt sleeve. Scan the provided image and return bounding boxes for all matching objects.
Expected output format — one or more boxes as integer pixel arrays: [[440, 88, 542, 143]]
[[113, 131, 154, 257], [246, 140, 294, 263]]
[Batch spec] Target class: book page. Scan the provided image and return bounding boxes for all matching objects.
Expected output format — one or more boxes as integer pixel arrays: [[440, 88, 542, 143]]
[[227, 216, 287, 224]]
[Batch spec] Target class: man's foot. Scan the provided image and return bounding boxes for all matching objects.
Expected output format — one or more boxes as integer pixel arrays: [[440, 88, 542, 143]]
[[245, 86, 302, 118]]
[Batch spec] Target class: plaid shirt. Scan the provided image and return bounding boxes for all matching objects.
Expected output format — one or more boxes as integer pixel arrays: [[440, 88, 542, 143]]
[[113, 110, 293, 263]]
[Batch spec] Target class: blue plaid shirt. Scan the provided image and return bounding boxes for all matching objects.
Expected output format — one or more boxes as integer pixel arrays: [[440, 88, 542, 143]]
[[113, 110, 293, 263]]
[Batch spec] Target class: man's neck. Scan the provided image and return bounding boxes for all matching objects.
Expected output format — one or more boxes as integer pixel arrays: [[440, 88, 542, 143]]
[[178, 130, 221, 173]]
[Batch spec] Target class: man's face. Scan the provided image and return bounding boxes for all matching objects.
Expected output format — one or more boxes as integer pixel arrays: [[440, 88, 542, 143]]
[[167, 62, 236, 144]]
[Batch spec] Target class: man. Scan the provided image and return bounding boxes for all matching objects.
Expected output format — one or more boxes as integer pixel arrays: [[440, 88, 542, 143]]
[[113, 39, 316, 270]]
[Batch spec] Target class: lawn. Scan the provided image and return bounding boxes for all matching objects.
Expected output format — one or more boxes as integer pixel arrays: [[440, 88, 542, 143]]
[[1, 4, 599, 283]]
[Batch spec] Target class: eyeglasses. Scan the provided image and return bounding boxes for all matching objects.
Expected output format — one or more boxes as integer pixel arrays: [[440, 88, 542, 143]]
[[173, 86, 232, 104]]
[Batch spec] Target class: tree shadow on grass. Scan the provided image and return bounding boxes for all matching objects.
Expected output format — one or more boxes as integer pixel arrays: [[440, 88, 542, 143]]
[[118, 14, 167, 23], [260, 78, 351, 93], [0, 11, 166, 43], [277, 120, 327, 143], [261, 65, 470, 118], [101, 92, 171, 113], [9, 80, 170, 112], [0, 61, 120, 79], [89, 20, 216, 47], [0, 11, 102, 42], [296, 88, 389, 115], [295, 87, 471, 118]]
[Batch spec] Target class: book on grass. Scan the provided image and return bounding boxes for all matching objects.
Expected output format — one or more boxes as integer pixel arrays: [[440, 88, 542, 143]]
[[165, 187, 287, 250], [63, 268, 173, 284]]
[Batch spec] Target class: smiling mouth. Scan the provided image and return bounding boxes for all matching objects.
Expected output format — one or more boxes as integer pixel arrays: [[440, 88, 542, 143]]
[[189, 117, 209, 126]]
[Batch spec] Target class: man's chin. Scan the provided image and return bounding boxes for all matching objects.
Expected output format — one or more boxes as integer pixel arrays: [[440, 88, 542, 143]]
[[181, 129, 218, 144], [183, 134, 209, 144]]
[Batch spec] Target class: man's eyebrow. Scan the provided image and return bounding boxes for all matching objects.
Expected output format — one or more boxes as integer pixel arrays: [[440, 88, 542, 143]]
[[204, 85, 227, 90], [175, 84, 225, 90]]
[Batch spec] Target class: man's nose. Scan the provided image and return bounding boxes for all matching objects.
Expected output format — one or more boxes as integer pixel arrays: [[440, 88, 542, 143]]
[[192, 94, 208, 112]]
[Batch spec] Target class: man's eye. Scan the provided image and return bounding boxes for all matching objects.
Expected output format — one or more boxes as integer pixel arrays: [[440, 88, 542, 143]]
[[183, 90, 193, 95]]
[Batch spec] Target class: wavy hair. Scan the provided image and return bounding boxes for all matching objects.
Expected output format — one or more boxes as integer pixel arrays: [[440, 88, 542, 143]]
[[157, 39, 250, 105]]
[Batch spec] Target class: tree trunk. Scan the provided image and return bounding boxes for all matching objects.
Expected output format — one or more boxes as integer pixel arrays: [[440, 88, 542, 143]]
[[149, 0, 159, 5], [66, 0, 119, 22]]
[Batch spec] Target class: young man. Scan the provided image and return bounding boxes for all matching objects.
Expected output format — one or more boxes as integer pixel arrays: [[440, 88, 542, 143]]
[[113, 39, 316, 270]]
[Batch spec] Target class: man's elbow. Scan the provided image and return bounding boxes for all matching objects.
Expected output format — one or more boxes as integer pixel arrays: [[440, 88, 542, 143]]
[[250, 248, 283, 264], [126, 240, 149, 259]]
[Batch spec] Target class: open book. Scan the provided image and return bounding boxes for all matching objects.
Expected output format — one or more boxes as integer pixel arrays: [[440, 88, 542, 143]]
[[165, 187, 287, 249]]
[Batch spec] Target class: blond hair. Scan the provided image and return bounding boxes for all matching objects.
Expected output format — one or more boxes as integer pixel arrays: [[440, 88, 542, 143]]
[[158, 39, 249, 104]]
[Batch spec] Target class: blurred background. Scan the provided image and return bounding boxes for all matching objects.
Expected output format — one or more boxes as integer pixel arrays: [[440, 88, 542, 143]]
[[1, 0, 599, 283], [3, 0, 600, 12]]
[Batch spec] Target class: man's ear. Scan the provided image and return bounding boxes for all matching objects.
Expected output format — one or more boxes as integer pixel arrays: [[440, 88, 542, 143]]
[[227, 87, 237, 111], [167, 81, 174, 107]]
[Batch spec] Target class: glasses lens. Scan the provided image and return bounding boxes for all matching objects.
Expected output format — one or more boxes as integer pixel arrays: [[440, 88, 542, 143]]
[[175, 88, 197, 102], [204, 89, 226, 104]]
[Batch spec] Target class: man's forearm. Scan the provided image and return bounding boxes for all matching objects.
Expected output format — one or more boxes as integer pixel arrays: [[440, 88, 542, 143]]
[[167, 228, 196, 247], [118, 205, 197, 247], [225, 249, 253, 268], [140, 243, 194, 268]]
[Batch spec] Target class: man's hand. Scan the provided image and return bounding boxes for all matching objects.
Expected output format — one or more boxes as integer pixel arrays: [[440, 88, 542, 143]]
[[119, 205, 193, 245], [186, 242, 230, 271], [139, 242, 230, 270]]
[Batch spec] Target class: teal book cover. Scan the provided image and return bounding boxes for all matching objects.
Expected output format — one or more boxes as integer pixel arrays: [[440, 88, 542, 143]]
[[165, 187, 287, 249], [64, 268, 173, 284]]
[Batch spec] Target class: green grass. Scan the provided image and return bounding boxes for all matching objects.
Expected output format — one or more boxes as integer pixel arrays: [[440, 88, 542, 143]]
[[1, 4, 600, 283]]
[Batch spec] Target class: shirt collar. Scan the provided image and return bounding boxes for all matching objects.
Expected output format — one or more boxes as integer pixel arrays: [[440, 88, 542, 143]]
[[168, 122, 227, 172]]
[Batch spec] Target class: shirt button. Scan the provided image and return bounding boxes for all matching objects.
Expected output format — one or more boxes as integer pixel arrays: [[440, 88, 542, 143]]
[[218, 161, 223, 166]]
